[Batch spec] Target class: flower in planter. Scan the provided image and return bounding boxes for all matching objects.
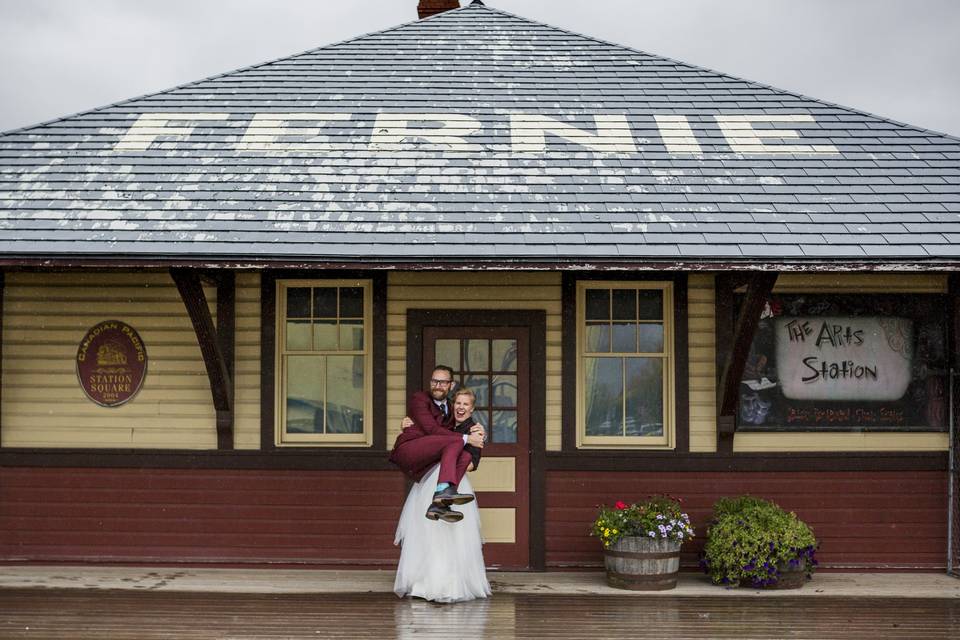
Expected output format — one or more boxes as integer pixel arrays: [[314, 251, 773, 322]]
[[701, 495, 818, 588], [592, 495, 695, 548]]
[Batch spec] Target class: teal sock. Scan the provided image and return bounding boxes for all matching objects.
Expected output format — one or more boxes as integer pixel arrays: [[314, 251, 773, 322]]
[[435, 482, 450, 492]]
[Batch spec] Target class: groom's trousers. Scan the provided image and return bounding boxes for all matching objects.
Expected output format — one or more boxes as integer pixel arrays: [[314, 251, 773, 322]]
[[390, 434, 473, 485]]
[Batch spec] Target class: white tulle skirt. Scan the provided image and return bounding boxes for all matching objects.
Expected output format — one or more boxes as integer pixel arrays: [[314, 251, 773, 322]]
[[393, 464, 491, 603]]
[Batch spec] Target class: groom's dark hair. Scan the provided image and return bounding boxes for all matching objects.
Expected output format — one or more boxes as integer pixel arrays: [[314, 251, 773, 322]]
[[432, 365, 454, 379]]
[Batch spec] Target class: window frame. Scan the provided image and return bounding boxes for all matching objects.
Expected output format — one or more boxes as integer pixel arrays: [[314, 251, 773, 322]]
[[575, 279, 676, 449], [274, 278, 374, 447]]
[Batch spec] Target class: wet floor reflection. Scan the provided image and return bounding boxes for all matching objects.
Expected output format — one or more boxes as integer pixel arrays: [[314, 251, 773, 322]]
[[1, 590, 959, 639], [395, 597, 504, 640]]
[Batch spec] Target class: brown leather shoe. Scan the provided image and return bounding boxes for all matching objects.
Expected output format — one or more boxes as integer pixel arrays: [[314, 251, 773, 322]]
[[426, 503, 463, 522], [432, 485, 475, 506]]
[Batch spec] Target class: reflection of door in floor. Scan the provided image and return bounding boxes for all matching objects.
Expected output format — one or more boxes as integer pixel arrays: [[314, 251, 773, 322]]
[[424, 325, 530, 569]]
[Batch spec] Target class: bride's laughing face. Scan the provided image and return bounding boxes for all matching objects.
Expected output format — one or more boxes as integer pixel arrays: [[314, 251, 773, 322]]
[[453, 394, 475, 422]]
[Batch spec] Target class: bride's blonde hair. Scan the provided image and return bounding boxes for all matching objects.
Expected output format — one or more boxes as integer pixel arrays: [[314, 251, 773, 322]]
[[453, 388, 476, 406]]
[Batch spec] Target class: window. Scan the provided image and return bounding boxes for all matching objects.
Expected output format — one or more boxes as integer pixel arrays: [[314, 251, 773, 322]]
[[276, 279, 373, 446], [576, 281, 675, 448], [736, 293, 948, 432]]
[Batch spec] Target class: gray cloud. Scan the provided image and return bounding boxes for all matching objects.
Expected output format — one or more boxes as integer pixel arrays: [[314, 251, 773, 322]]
[[1, 0, 958, 136]]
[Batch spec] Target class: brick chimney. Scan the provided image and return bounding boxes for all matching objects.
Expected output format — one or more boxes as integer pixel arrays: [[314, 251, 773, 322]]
[[418, 0, 460, 19]]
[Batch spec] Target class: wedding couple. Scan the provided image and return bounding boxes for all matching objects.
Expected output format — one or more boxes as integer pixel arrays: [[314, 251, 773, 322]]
[[389, 365, 492, 603]]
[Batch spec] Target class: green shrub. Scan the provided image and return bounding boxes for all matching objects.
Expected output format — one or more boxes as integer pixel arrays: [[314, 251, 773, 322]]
[[701, 496, 818, 588], [712, 495, 772, 519]]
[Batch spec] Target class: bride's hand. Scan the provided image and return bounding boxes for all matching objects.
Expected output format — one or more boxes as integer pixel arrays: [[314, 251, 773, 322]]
[[467, 432, 484, 448]]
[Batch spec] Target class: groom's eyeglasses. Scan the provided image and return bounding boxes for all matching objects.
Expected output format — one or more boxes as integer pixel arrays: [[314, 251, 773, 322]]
[[430, 379, 453, 387]]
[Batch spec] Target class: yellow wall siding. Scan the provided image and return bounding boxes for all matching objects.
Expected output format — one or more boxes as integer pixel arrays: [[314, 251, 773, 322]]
[[687, 274, 717, 452], [734, 432, 949, 452], [386, 272, 563, 450], [773, 273, 947, 294], [233, 272, 262, 449], [1, 271, 217, 449], [5, 269, 945, 455]]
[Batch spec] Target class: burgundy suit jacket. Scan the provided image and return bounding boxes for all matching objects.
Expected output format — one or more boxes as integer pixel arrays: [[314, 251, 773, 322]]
[[388, 391, 459, 470]]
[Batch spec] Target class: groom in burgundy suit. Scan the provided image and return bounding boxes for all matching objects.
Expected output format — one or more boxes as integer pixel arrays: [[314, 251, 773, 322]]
[[389, 365, 485, 522]]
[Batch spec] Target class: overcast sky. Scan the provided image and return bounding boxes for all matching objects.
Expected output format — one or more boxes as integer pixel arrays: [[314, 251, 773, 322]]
[[1, 0, 958, 137]]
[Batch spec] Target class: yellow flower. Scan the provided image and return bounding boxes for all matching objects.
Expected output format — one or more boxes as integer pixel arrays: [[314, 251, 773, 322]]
[[612, 529, 618, 534]]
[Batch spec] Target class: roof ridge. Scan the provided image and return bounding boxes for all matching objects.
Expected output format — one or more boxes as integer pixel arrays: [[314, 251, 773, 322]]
[[478, 3, 960, 143], [0, 3, 478, 138]]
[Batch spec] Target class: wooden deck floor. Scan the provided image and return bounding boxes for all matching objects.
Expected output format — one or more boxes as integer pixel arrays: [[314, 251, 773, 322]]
[[2, 589, 959, 639]]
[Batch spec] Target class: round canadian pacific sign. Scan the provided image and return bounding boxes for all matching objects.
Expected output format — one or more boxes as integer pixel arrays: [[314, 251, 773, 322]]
[[76, 320, 147, 407]]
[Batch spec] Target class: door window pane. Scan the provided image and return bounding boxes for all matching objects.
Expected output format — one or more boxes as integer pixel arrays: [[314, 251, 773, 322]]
[[492, 375, 517, 407], [464, 375, 489, 406], [492, 339, 517, 372], [492, 410, 518, 443], [435, 339, 460, 371], [625, 357, 663, 437], [584, 357, 623, 436], [465, 339, 489, 372]]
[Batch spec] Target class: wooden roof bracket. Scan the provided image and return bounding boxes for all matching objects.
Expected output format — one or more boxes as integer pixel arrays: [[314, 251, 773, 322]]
[[715, 271, 779, 454], [170, 268, 235, 450]]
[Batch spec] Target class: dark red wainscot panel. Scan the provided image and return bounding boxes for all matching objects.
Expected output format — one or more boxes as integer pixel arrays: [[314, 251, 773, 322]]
[[545, 471, 946, 570]]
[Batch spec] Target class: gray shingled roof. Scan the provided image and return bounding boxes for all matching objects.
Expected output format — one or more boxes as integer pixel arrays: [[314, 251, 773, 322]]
[[1, 2, 958, 266]]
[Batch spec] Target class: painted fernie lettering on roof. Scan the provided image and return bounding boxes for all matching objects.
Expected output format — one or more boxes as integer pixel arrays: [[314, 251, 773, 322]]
[[111, 112, 840, 156], [0, 2, 957, 262]]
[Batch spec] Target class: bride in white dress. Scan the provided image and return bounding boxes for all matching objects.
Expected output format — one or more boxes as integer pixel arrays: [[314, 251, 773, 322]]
[[394, 389, 491, 603]]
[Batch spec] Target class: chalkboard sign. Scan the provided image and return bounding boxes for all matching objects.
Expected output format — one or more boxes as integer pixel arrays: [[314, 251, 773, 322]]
[[736, 294, 947, 432]]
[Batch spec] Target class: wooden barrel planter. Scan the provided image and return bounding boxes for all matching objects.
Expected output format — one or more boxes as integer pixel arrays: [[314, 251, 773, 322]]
[[603, 536, 681, 590]]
